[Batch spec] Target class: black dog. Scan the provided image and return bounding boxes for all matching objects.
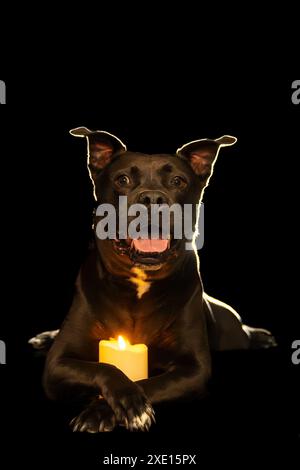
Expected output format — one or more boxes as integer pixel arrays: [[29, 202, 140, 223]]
[[31, 128, 276, 432]]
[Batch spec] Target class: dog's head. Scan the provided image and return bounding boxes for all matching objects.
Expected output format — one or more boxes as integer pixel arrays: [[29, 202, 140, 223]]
[[71, 127, 236, 277]]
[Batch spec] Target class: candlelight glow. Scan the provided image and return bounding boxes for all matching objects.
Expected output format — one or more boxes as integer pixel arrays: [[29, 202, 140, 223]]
[[118, 335, 127, 350], [99, 336, 148, 381]]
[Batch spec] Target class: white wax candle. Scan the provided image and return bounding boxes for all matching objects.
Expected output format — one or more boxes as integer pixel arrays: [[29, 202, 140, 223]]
[[99, 336, 148, 382]]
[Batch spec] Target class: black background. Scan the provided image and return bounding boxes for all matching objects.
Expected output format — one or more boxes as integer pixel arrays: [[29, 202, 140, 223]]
[[0, 77, 299, 466]]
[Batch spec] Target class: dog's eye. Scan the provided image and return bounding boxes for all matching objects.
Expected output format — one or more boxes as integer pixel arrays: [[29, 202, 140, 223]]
[[170, 176, 187, 189], [116, 175, 131, 186]]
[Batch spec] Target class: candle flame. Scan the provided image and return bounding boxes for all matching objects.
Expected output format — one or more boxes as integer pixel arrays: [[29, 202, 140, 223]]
[[118, 335, 127, 350]]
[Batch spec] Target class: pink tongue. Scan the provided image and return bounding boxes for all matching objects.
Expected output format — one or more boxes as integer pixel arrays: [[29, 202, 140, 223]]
[[133, 239, 169, 253]]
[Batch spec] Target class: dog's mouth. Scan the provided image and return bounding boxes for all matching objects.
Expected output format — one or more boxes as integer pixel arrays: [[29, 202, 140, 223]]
[[131, 238, 169, 253], [112, 233, 179, 268]]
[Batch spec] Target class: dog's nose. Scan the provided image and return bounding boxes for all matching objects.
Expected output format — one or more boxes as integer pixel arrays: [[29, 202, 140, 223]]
[[138, 191, 168, 206]]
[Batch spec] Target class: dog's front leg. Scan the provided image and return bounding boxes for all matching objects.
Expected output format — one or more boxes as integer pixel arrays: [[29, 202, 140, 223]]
[[137, 360, 211, 404], [138, 306, 212, 404], [44, 358, 155, 432]]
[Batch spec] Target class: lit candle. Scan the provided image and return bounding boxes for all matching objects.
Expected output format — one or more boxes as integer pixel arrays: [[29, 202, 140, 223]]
[[99, 336, 148, 382]]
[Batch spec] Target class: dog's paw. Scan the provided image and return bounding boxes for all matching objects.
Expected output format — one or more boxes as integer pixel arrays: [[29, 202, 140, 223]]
[[243, 325, 277, 349], [70, 399, 117, 433], [103, 383, 155, 432], [28, 330, 59, 350]]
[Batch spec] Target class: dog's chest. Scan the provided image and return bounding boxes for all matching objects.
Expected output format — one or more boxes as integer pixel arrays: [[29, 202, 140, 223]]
[[92, 293, 179, 349]]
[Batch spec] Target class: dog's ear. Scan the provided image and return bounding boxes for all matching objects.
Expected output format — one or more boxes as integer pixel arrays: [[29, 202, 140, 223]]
[[70, 127, 127, 179], [176, 135, 237, 184]]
